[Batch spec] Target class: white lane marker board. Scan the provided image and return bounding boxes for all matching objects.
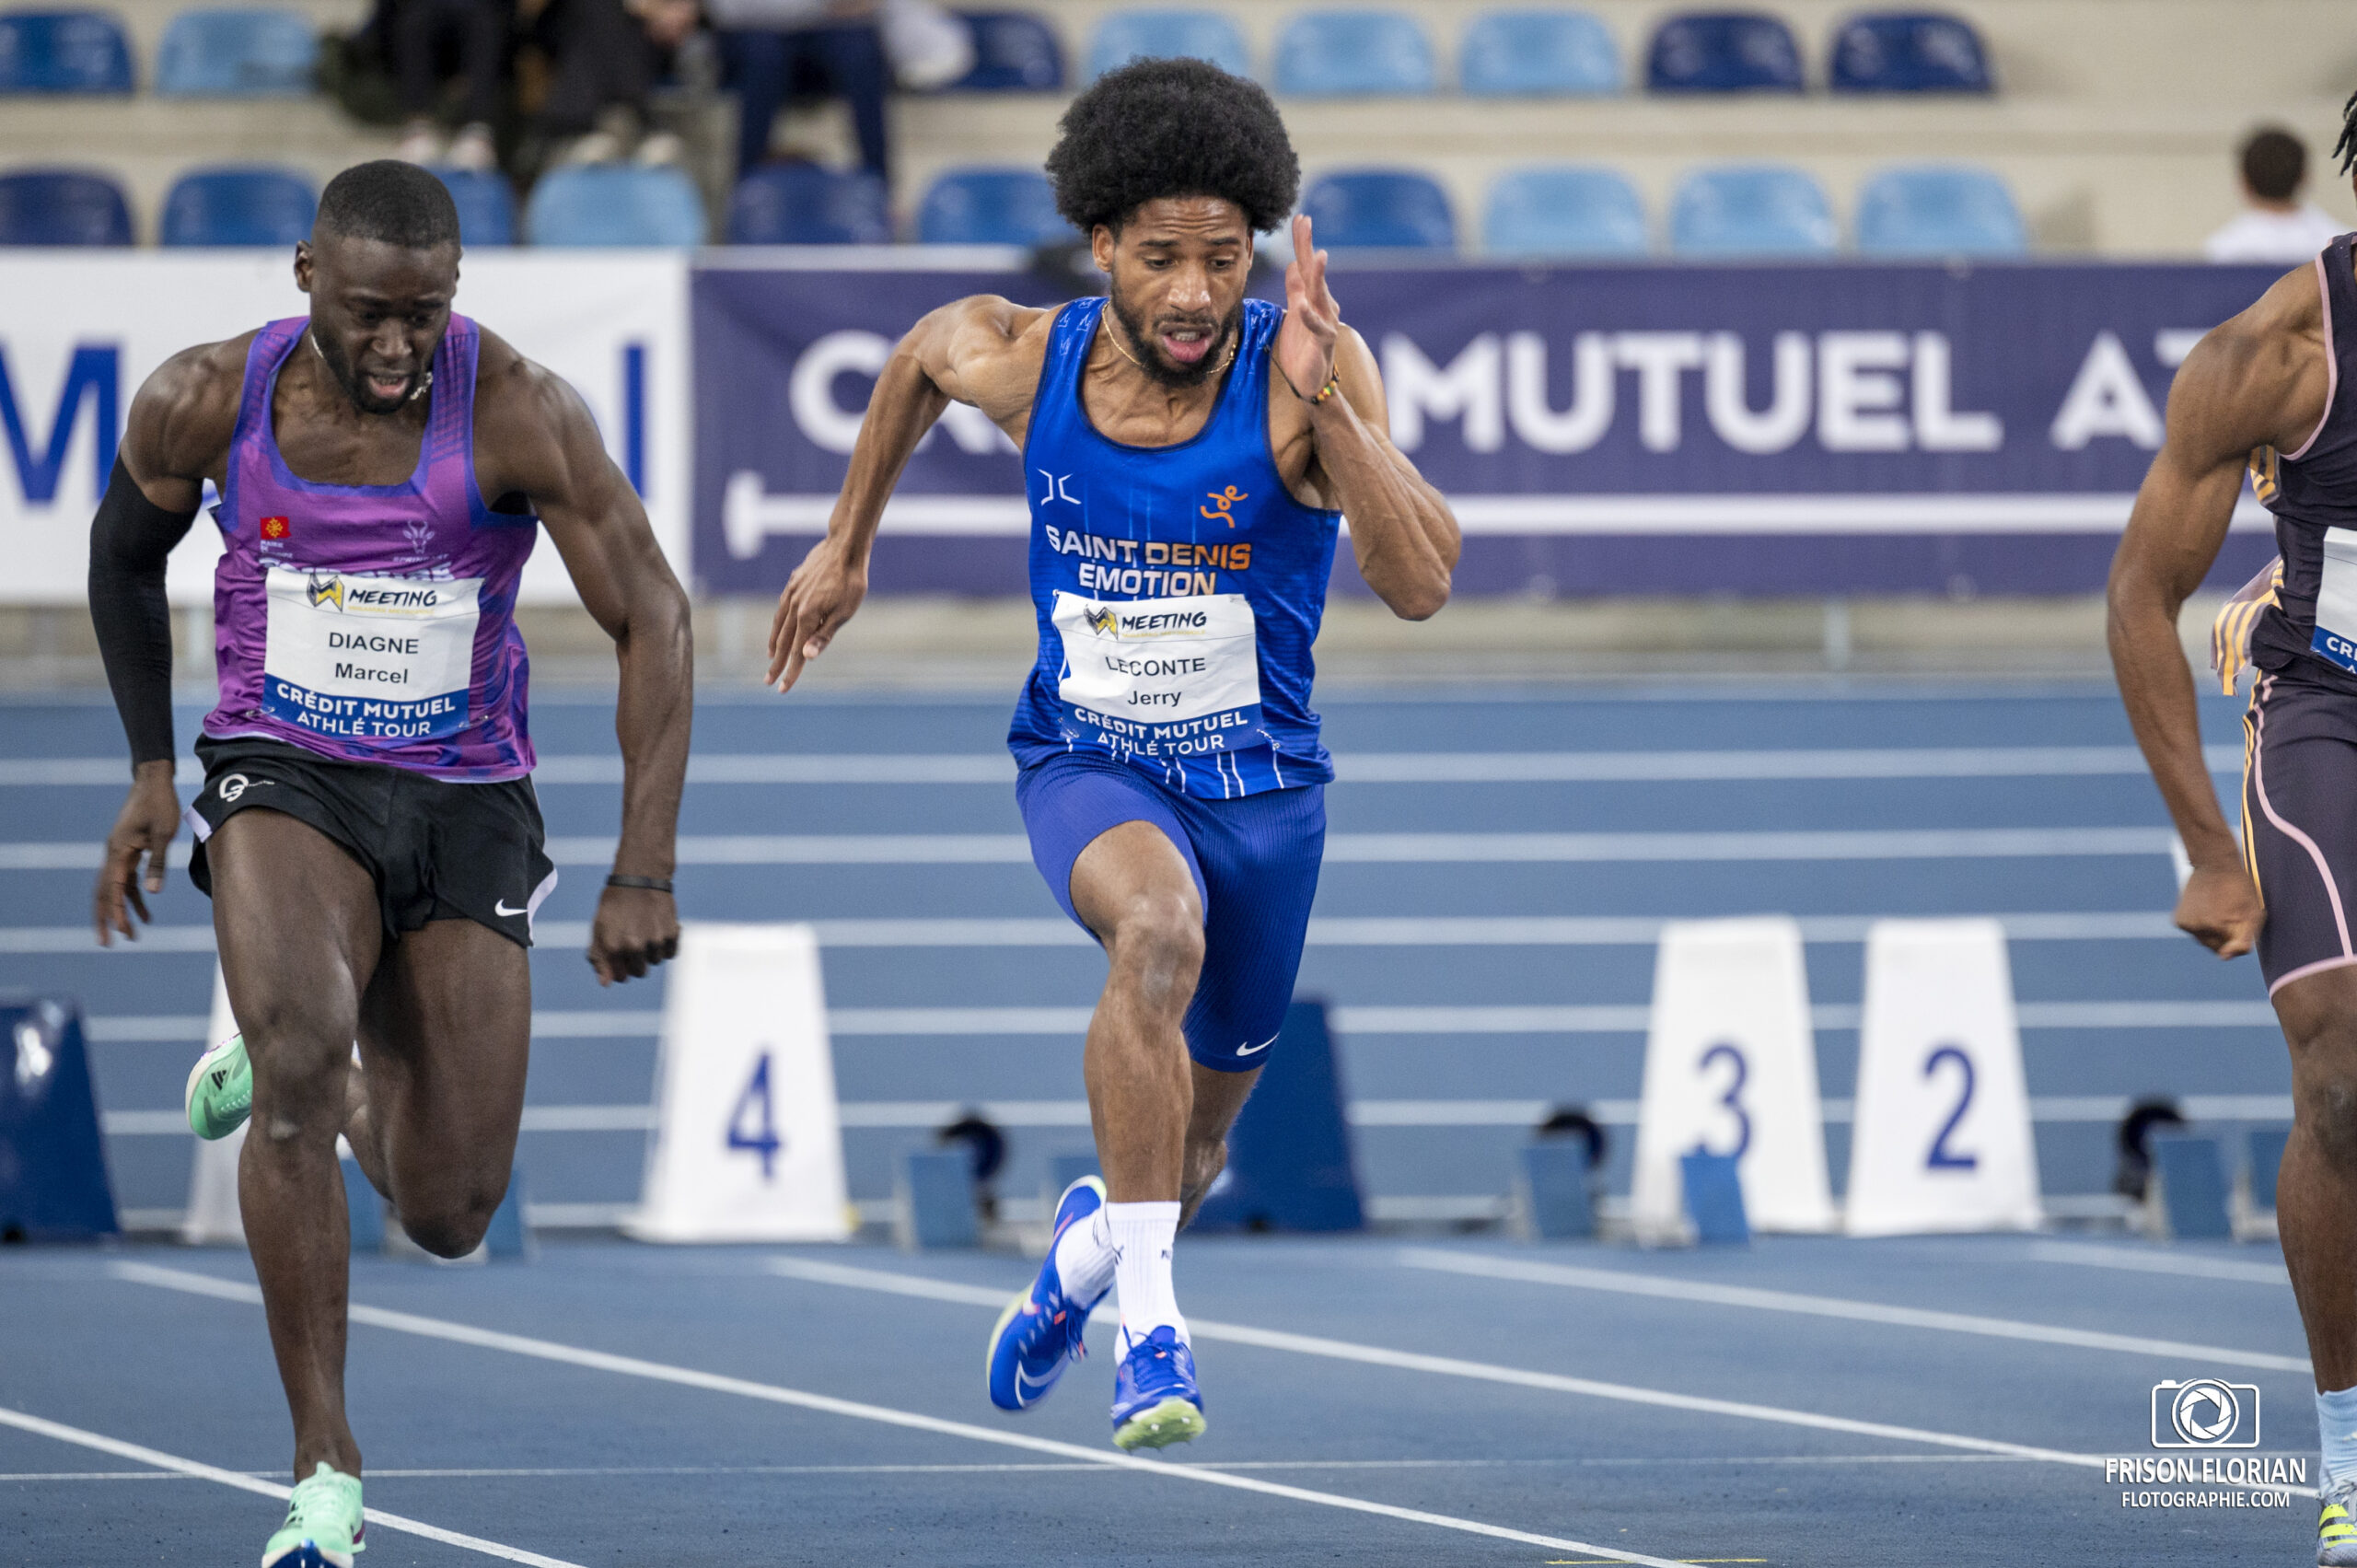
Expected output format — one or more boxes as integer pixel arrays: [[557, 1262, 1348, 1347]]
[[1630, 917, 1836, 1242], [625, 923, 851, 1243], [1845, 919, 2042, 1237], [180, 967, 244, 1246]]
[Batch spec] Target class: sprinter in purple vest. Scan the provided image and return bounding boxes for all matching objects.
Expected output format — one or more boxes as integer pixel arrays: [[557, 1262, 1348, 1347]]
[[2112, 92, 2357, 1567], [87, 162, 691, 1568]]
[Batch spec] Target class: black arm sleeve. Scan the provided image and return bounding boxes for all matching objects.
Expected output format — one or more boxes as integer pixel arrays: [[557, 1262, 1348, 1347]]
[[88, 454, 198, 768]]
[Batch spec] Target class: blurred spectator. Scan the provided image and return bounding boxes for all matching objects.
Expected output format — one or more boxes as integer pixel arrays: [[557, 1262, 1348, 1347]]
[[535, 0, 700, 165], [2205, 125, 2345, 262], [390, 0, 510, 169], [707, 0, 888, 184]]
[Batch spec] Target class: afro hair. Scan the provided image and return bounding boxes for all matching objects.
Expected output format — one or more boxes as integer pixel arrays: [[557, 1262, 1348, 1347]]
[[1045, 58, 1299, 236]]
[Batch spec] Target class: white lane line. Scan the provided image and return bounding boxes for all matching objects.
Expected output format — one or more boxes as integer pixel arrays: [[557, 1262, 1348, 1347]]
[[1395, 1250, 2309, 1374], [0, 1453, 2026, 1482], [0, 1406, 584, 1567], [110, 1262, 1689, 1568], [5, 911, 2187, 957], [87, 1002, 2279, 1053], [0, 746, 2243, 788], [2026, 1242, 2293, 1285], [0, 827, 2182, 873], [492, 827, 2183, 868], [104, 1093, 2301, 1138], [761, 1258, 2105, 1469]]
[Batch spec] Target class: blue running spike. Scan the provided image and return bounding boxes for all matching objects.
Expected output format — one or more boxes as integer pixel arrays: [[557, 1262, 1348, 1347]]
[[1110, 1324, 1206, 1451], [986, 1175, 1107, 1411]]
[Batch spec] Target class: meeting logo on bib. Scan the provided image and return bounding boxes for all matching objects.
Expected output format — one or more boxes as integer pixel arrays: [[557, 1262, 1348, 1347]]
[[1052, 588, 1261, 758], [261, 566, 482, 743]]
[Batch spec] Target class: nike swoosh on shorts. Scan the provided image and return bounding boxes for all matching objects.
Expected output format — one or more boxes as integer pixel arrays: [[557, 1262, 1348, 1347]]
[[493, 900, 527, 917]]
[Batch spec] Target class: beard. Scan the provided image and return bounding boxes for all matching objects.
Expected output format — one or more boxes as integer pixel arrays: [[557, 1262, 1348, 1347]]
[[1106, 288, 1241, 390], [310, 328, 422, 416]]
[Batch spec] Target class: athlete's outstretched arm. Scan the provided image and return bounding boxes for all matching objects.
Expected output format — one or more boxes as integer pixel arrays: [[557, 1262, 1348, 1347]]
[[488, 352, 692, 985], [767, 295, 1049, 691], [1275, 214, 1459, 621], [2108, 269, 2327, 958], [90, 342, 241, 946]]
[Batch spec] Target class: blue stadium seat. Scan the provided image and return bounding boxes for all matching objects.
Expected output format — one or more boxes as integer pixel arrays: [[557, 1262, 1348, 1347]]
[[0, 168, 132, 243], [728, 163, 891, 244], [429, 166, 515, 246], [1086, 8, 1250, 80], [1273, 10, 1434, 96], [915, 167, 1071, 246], [1646, 11, 1802, 93], [1853, 164, 2025, 256], [159, 165, 315, 246], [1668, 165, 1834, 256], [1460, 9, 1619, 96], [1300, 168, 1455, 250], [1483, 165, 1645, 257], [155, 7, 316, 95], [1829, 11, 1991, 93], [0, 9, 132, 92], [947, 10, 1062, 90], [527, 165, 706, 246]]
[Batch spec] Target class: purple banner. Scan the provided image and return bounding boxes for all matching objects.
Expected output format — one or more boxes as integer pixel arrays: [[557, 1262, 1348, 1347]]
[[692, 259, 2291, 598]]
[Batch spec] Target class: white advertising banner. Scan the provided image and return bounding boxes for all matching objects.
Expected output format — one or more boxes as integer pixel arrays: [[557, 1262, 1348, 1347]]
[[0, 250, 689, 605]]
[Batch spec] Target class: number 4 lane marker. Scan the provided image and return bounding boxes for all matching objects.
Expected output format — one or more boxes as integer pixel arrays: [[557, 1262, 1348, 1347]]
[[0, 1405, 584, 1568], [110, 1262, 1694, 1568]]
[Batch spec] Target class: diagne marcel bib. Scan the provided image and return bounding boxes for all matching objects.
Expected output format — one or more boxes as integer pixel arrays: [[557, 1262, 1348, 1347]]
[[1052, 588, 1261, 757], [261, 566, 480, 742]]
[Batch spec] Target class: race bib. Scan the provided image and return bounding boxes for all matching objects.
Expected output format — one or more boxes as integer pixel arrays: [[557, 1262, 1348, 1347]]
[[2315, 528, 2357, 674], [1052, 589, 1261, 757], [261, 567, 481, 742]]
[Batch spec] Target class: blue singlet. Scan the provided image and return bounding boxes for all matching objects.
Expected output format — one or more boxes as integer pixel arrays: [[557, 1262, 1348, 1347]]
[[1006, 296, 1342, 799]]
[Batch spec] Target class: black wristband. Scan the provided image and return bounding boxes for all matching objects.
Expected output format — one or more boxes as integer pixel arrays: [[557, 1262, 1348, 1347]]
[[606, 874, 674, 894]]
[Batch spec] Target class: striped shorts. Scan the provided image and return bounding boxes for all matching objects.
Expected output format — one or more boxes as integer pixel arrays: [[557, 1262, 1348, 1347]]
[[2244, 670, 2357, 993]]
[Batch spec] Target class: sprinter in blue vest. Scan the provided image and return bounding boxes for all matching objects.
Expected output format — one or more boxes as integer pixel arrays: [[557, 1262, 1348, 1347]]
[[766, 59, 1459, 1451]]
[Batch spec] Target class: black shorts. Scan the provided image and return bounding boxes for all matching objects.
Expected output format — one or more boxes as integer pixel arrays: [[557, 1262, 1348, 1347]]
[[2243, 671, 2357, 994], [186, 736, 556, 948]]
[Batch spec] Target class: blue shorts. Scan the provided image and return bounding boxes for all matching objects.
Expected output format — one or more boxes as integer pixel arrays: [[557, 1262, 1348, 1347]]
[[1016, 750, 1325, 1072]]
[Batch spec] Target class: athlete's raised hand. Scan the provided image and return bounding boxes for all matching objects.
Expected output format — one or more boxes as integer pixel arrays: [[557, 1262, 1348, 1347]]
[[1274, 213, 1339, 402], [2176, 862, 2264, 959], [94, 761, 180, 947], [768, 533, 869, 692], [588, 882, 679, 985]]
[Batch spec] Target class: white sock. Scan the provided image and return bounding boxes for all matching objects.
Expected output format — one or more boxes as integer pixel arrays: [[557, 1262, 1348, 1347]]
[[1051, 1203, 1116, 1305], [1107, 1201, 1185, 1346]]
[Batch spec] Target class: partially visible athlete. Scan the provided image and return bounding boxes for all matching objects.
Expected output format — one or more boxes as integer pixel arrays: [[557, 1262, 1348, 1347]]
[[2109, 91, 2357, 1568], [767, 60, 1458, 1451], [88, 161, 691, 1567]]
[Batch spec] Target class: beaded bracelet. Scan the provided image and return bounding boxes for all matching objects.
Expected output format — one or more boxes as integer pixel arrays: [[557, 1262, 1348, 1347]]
[[1306, 375, 1341, 405]]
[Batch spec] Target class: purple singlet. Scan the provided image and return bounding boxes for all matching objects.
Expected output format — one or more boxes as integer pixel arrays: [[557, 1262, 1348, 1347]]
[[201, 314, 537, 783]]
